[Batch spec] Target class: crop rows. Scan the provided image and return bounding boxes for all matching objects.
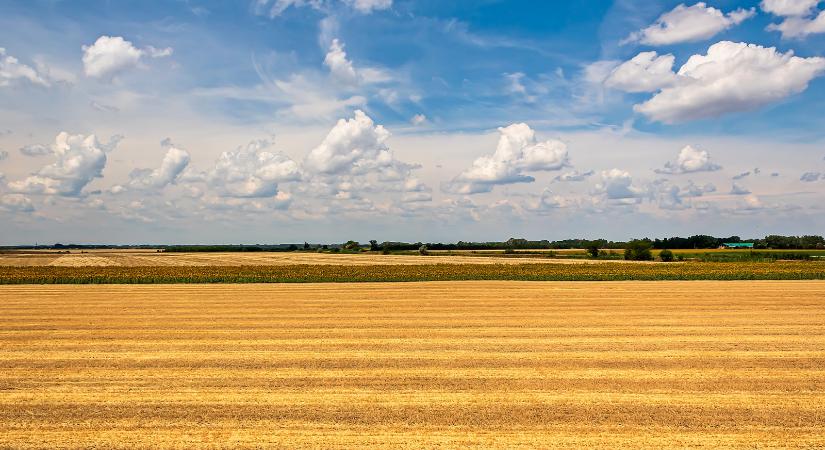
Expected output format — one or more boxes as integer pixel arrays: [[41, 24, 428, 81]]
[[1, 261, 824, 283]]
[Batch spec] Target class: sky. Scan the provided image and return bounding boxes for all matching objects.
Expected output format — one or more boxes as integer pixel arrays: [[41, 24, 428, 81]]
[[1, 0, 824, 244]]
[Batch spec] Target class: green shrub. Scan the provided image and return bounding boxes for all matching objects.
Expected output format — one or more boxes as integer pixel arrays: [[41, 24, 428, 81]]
[[625, 240, 653, 261], [659, 249, 674, 262]]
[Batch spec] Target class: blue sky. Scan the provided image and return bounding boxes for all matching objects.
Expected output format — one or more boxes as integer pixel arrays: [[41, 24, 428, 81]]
[[1, 0, 824, 244]]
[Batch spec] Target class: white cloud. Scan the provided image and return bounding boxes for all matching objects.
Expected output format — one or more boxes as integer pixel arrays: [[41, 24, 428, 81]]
[[19, 144, 52, 157], [730, 182, 751, 195], [444, 123, 569, 195], [410, 114, 428, 126], [594, 169, 646, 200], [761, 0, 820, 17], [800, 172, 822, 182], [82, 36, 172, 80], [655, 145, 721, 174], [553, 169, 594, 182], [324, 39, 391, 85], [343, 0, 392, 13], [127, 140, 191, 190], [204, 139, 301, 198], [8, 132, 122, 197], [635, 41, 825, 123], [0, 150, 8, 161], [324, 39, 358, 84], [0, 47, 50, 87], [767, 12, 825, 39], [0, 194, 34, 212], [624, 3, 755, 46], [604, 52, 677, 93], [256, 0, 390, 17], [304, 109, 399, 176]]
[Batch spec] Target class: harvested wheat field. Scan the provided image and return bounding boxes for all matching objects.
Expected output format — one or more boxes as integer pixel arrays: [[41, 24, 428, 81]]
[[0, 250, 617, 267], [2, 281, 825, 448]]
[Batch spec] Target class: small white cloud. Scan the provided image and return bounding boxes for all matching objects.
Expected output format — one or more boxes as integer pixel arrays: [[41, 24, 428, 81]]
[[624, 3, 755, 46], [256, 0, 390, 17], [324, 39, 391, 86], [733, 170, 752, 180], [0, 47, 50, 87], [594, 169, 646, 200], [730, 182, 751, 195], [343, 0, 391, 14], [767, 12, 825, 39], [304, 110, 411, 178], [800, 172, 822, 182], [635, 41, 825, 123], [8, 132, 122, 197], [205, 139, 301, 198], [82, 36, 172, 80], [0, 150, 8, 161], [19, 144, 52, 157], [410, 114, 428, 126], [655, 145, 721, 174], [761, 0, 820, 17], [444, 123, 569, 195], [604, 52, 677, 93], [127, 140, 191, 190], [553, 169, 594, 182]]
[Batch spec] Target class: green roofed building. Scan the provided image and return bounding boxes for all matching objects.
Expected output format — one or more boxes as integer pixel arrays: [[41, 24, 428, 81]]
[[721, 243, 755, 249]]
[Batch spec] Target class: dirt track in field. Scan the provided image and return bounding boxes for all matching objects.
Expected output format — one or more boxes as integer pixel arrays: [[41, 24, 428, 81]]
[[1, 281, 824, 448]]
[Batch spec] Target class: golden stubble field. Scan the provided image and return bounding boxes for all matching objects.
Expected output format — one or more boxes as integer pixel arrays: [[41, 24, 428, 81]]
[[2, 281, 825, 448], [0, 250, 628, 267]]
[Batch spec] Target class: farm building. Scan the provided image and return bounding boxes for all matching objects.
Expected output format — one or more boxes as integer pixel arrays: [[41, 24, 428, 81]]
[[721, 242, 755, 249]]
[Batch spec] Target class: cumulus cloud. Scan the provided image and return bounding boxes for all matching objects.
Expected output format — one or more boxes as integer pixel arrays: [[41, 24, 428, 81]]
[[0, 194, 34, 212], [553, 169, 594, 182], [655, 145, 721, 174], [761, 0, 821, 17], [624, 3, 755, 46], [8, 132, 122, 196], [635, 41, 825, 123], [204, 139, 301, 198], [126, 140, 191, 190], [604, 52, 677, 93], [761, 0, 825, 38], [304, 110, 412, 178], [444, 123, 569, 195], [800, 172, 822, 182], [82, 36, 172, 80], [594, 169, 646, 201], [324, 39, 391, 85], [767, 12, 825, 39], [0, 47, 50, 87]]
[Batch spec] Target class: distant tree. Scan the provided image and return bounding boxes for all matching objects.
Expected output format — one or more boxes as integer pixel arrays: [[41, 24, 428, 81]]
[[418, 244, 429, 256], [624, 240, 653, 261], [381, 242, 392, 255], [659, 249, 674, 262], [585, 241, 601, 259], [369, 240, 379, 251], [303, 242, 310, 250], [343, 240, 360, 251]]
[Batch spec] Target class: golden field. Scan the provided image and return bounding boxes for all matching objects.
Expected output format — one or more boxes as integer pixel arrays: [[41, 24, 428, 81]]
[[1, 281, 824, 448]]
